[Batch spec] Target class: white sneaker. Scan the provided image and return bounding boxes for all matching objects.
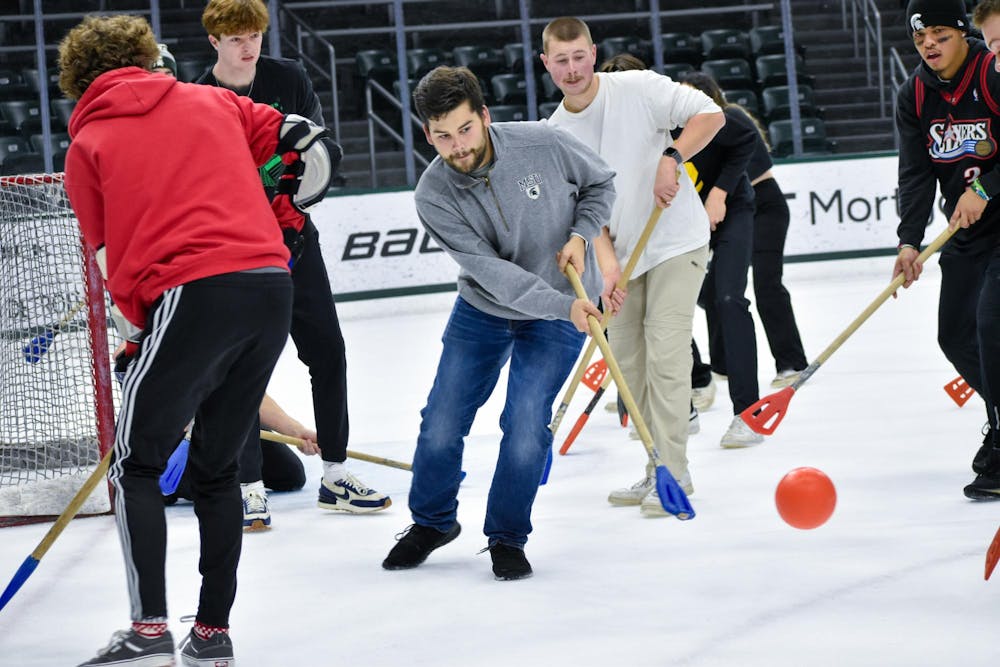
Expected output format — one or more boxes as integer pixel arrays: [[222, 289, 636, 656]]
[[607, 476, 654, 506], [318, 472, 392, 513], [770, 369, 802, 389], [640, 472, 695, 517], [241, 482, 271, 532], [720, 415, 764, 449], [691, 380, 716, 411], [689, 406, 700, 435]]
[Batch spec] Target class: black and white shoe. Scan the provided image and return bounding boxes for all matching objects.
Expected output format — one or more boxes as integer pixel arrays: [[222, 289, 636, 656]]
[[964, 473, 1000, 501], [77, 628, 175, 666], [318, 473, 391, 513], [383, 522, 461, 570], [178, 630, 234, 667]]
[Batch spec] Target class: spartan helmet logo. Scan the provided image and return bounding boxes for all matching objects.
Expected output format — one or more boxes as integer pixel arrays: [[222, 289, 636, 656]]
[[526, 184, 541, 200], [910, 13, 926, 32]]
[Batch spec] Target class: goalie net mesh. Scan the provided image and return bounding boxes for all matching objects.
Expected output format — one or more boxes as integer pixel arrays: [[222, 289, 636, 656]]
[[0, 174, 118, 527]]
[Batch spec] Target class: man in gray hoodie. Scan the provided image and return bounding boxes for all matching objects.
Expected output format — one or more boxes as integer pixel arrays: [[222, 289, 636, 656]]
[[382, 66, 615, 580]]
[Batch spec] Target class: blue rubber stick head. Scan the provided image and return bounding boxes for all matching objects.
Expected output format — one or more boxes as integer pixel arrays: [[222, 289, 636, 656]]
[[159, 439, 190, 496], [0, 555, 40, 612], [655, 466, 695, 520], [539, 447, 553, 486], [23, 330, 55, 363]]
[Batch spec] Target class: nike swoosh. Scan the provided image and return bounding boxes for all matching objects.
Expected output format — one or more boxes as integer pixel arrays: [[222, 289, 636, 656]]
[[327, 486, 351, 501]]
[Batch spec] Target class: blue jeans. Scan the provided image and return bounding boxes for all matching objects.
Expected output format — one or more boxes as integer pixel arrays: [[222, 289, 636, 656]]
[[409, 297, 584, 547]]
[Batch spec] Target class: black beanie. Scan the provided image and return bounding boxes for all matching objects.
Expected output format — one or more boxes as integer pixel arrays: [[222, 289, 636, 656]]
[[906, 0, 969, 35]]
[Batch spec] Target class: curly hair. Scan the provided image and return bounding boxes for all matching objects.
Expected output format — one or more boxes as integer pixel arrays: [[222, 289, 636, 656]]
[[58, 15, 159, 100], [202, 0, 270, 39]]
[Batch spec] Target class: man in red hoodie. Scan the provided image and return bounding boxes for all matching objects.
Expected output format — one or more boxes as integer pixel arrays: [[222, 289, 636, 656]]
[[58, 14, 325, 667]]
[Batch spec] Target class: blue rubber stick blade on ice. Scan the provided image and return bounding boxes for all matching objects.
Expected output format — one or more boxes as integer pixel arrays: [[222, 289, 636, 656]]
[[539, 447, 553, 486], [22, 330, 55, 363], [159, 438, 190, 496], [655, 466, 695, 520], [0, 556, 39, 612]]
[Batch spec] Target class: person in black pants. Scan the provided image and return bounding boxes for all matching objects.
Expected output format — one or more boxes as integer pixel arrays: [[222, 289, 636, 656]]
[[60, 14, 300, 664], [197, 0, 391, 528], [167, 394, 316, 517], [751, 167, 808, 387], [691, 121, 808, 404], [896, 0, 1000, 501], [677, 71, 762, 448]]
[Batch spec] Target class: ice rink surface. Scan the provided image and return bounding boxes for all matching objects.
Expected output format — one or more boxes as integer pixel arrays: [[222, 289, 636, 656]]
[[1, 256, 998, 666]]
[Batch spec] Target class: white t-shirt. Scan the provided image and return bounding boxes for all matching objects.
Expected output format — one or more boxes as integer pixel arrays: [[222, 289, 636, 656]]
[[547, 69, 719, 278]]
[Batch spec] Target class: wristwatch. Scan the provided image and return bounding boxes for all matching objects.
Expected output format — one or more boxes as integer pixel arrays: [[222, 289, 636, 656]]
[[662, 146, 684, 163]]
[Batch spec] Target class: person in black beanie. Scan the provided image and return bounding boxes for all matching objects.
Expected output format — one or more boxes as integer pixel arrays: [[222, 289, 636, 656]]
[[896, 0, 1000, 500]]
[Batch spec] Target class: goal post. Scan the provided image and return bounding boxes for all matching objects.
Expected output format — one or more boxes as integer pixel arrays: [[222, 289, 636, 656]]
[[0, 174, 118, 528]]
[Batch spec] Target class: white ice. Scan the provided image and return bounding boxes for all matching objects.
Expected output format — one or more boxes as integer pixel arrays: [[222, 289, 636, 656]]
[[0, 256, 998, 667]]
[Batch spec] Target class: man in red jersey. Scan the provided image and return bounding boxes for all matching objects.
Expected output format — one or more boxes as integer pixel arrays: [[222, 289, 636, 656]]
[[59, 14, 325, 667]]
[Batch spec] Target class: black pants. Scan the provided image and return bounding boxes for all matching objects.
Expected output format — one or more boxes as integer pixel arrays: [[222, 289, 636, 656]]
[[978, 251, 1000, 461], [112, 272, 292, 627], [175, 438, 305, 498], [751, 178, 807, 374], [701, 193, 760, 414], [238, 220, 349, 485]]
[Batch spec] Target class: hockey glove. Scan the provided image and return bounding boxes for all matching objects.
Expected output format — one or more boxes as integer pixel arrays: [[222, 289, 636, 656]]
[[276, 114, 336, 214]]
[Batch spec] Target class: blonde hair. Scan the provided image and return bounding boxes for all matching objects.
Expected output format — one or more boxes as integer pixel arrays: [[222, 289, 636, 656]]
[[542, 17, 593, 54], [58, 14, 159, 100]]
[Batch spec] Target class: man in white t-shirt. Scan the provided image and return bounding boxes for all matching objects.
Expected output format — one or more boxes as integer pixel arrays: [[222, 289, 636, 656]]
[[542, 16, 724, 516]]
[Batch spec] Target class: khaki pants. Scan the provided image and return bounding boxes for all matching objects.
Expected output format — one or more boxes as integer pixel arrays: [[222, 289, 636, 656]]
[[608, 245, 709, 478]]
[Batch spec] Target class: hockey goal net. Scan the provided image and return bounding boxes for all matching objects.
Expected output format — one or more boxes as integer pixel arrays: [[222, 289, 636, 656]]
[[0, 174, 117, 528]]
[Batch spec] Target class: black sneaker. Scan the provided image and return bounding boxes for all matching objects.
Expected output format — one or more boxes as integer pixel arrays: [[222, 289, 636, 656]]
[[489, 543, 533, 581], [382, 522, 461, 570], [78, 628, 175, 666], [964, 473, 1000, 501], [973, 424, 995, 475], [178, 629, 234, 666]]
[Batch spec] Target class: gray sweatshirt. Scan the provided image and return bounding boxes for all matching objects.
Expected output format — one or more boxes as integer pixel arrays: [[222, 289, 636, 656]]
[[414, 121, 616, 321]]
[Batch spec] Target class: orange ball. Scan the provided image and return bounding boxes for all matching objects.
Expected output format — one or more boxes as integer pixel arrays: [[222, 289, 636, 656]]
[[775, 467, 837, 529]]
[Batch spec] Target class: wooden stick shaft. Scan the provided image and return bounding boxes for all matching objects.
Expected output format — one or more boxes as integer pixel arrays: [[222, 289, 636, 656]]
[[551, 206, 663, 433], [31, 448, 113, 561], [812, 225, 957, 369], [564, 265, 659, 462], [259, 430, 413, 471]]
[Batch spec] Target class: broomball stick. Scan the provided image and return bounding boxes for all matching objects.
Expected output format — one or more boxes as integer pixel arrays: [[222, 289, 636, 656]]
[[559, 359, 610, 455], [0, 447, 113, 613], [22, 300, 86, 363], [740, 225, 958, 436], [565, 264, 694, 519], [944, 376, 975, 407], [258, 430, 470, 478], [550, 206, 664, 436], [986, 525, 1000, 581]]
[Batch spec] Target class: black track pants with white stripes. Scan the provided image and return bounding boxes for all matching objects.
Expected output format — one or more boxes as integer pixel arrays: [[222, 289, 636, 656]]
[[111, 271, 292, 627]]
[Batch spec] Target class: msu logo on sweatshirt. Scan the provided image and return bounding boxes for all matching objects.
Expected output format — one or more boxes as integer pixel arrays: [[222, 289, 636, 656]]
[[517, 173, 543, 200]]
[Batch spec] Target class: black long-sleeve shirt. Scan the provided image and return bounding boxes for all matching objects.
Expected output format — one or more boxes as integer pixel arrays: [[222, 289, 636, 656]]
[[684, 105, 757, 206], [896, 38, 1000, 255]]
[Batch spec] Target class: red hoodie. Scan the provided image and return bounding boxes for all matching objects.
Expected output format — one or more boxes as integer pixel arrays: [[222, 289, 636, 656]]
[[64, 67, 291, 332]]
